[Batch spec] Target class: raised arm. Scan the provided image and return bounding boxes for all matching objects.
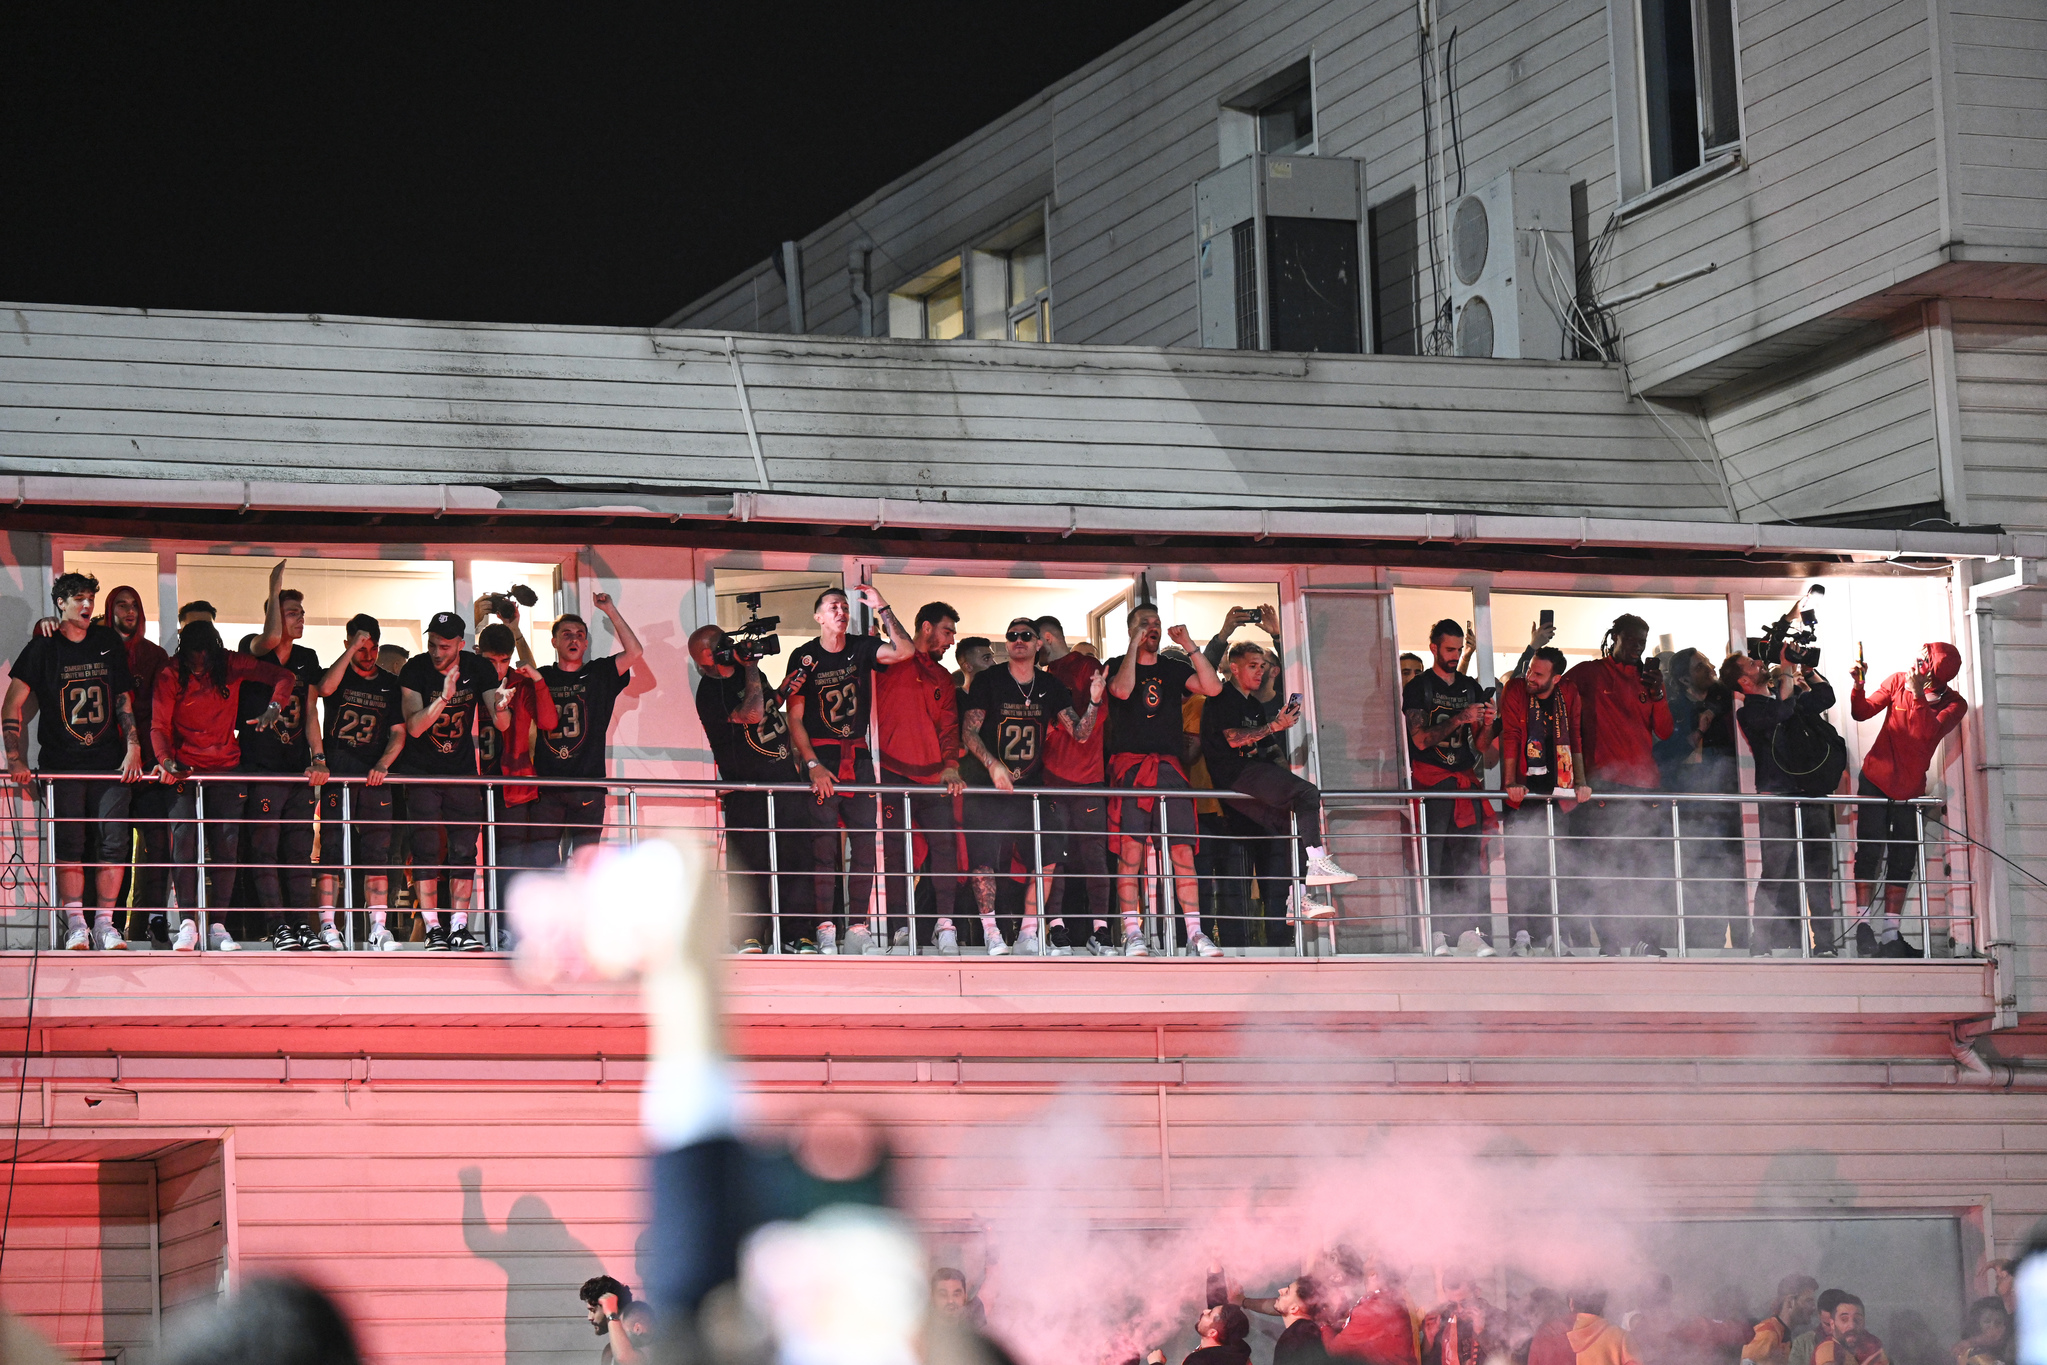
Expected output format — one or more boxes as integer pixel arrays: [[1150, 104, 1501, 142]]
[[317, 638, 360, 699], [3, 679, 31, 785], [852, 585, 912, 665], [592, 592, 643, 672], [251, 559, 287, 656], [1171, 625, 1224, 697], [1058, 667, 1107, 743]]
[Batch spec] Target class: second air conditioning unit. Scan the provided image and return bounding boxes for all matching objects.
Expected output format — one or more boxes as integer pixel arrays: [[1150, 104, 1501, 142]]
[[1195, 155, 1366, 353], [1448, 169, 1574, 360]]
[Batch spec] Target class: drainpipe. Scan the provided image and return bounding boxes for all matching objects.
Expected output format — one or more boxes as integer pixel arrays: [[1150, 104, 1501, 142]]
[[780, 241, 806, 333], [1965, 557, 2040, 1031], [848, 239, 875, 338]]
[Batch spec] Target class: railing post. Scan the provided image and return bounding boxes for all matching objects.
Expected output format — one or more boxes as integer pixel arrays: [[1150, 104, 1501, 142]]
[[194, 779, 208, 950], [484, 783, 499, 949], [1414, 794, 1434, 954], [1793, 800, 1812, 960], [1914, 803, 1934, 955], [765, 787, 783, 956], [1546, 797, 1563, 957], [1031, 791, 1046, 955], [1669, 801, 1688, 959], [341, 784, 355, 951], [868, 781, 885, 954], [901, 786, 916, 956], [1289, 809, 1305, 958], [41, 780, 58, 949], [627, 786, 640, 846], [1159, 792, 1175, 956]]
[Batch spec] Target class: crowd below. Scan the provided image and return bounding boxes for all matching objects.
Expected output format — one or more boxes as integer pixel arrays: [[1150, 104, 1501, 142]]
[[2, 570, 1970, 960]]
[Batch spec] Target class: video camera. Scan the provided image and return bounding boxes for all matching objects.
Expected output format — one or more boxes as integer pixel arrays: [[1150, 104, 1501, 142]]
[[1749, 583, 1825, 668], [485, 583, 539, 619], [713, 591, 782, 667]]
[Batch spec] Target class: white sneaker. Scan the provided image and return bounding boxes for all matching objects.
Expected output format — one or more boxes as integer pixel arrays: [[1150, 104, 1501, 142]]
[[891, 926, 913, 955], [1512, 931, 1532, 958], [844, 924, 873, 956], [817, 923, 839, 955], [986, 933, 1011, 957], [936, 927, 959, 956], [1123, 935, 1151, 958], [1459, 929, 1496, 958], [1304, 853, 1357, 887], [317, 925, 345, 951], [172, 920, 199, 952], [98, 926, 128, 951], [369, 926, 398, 952], [1190, 932, 1224, 958], [1290, 888, 1337, 922], [210, 924, 241, 952], [64, 926, 92, 951], [1432, 931, 1454, 956], [1016, 931, 1040, 956]]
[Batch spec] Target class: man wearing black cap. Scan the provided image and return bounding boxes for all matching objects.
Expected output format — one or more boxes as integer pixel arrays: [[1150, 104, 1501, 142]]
[[397, 610, 508, 951]]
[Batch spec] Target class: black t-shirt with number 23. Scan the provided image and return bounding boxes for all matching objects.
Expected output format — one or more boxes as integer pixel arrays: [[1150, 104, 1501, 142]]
[[781, 634, 884, 754]]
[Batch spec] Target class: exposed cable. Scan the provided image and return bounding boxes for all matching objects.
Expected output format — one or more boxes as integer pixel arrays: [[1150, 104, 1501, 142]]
[[1444, 28, 1466, 201], [1926, 814, 2047, 894]]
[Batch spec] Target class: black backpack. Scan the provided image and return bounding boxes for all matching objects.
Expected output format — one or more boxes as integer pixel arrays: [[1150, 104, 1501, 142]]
[[1771, 708, 1849, 797]]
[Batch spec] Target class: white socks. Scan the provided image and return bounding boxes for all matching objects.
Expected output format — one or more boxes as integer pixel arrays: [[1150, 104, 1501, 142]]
[[64, 902, 87, 933]]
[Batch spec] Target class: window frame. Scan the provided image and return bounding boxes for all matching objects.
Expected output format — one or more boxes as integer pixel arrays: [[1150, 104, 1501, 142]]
[[1218, 56, 1318, 169], [1607, 0, 1747, 210]]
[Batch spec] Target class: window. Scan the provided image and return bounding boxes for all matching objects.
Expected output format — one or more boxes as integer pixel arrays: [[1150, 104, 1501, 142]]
[[1004, 232, 1050, 342], [887, 256, 965, 341], [1219, 58, 1316, 167], [1637, 0, 1741, 188]]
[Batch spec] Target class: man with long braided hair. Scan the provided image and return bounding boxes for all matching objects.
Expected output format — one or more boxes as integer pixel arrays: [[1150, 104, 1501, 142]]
[[1561, 614, 1675, 955]]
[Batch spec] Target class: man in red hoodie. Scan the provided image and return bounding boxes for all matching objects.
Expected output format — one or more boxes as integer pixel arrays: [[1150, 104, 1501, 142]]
[[876, 601, 965, 954], [1561, 614, 1674, 955], [1848, 641, 1967, 957]]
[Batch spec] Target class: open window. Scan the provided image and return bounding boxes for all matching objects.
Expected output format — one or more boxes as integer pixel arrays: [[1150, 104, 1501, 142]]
[[1219, 58, 1316, 167], [1611, 0, 1742, 202], [887, 256, 965, 340]]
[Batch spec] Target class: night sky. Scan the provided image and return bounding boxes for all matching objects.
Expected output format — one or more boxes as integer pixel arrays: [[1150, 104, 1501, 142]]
[[4, 6, 1184, 329]]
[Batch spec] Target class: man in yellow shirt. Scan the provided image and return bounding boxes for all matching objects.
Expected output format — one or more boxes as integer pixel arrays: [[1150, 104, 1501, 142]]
[[1743, 1275, 1820, 1365]]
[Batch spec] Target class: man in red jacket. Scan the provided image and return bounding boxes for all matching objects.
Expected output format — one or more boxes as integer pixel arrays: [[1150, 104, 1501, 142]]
[[1561, 614, 1674, 955], [876, 601, 965, 954], [1498, 647, 1590, 954], [1848, 642, 1967, 957]]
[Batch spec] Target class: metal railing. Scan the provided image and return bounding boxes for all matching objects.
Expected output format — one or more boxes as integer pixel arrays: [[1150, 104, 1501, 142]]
[[0, 773, 1964, 959]]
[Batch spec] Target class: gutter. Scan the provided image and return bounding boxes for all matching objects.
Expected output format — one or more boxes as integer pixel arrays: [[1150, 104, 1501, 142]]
[[1963, 557, 2042, 1031], [6, 475, 2034, 562]]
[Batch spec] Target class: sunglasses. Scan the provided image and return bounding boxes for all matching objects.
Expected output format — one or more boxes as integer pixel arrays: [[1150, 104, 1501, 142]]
[[1005, 629, 1037, 643]]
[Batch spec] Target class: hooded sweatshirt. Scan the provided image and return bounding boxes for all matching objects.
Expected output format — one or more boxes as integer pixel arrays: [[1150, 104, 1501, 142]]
[[152, 652, 296, 772], [1850, 642, 1966, 800], [1565, 1314, 1643, 1365], [103, 587, 171, 769]]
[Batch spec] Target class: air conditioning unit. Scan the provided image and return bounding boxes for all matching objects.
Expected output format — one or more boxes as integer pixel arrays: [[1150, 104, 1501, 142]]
[[1195, 155, 1365, 353], [1448, 169, 1573, 360]]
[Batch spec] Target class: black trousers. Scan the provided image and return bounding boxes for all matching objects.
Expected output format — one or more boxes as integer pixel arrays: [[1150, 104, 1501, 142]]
[[721, 789, 815, 948], [1567, 789, 1674, 952], [1215, 808, 1293, 948], [1500, 791, 1562, 946], [1852, 771, 1922, 887], [879, 770, 960, 940], [1673, 794, 1745, 950], [169, 773, 249, 917], [245, 777, 319, 910], [807, 749, 876, 929], [1041, 785, 1112, 936], [1420, 788, 1488, 940], [1756, 797, 1837, 952], [531, 784, 607, 865], [125, 780, 173, 913]]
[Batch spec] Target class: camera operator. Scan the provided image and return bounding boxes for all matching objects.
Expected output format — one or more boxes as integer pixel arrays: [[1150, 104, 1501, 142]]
[[1848, 643, 1966, 957], [534, 593, 644, 865], [1562, 614, 1675, 956], [1499, 646, 1588, 955], [1202, 641, 1353, 929], [1405, 619, 1499, 956], [690, 623, 813, 953], [1725, 656, 1842, 955], [876, 601, 966, 954], [782, 585, 915, 955]]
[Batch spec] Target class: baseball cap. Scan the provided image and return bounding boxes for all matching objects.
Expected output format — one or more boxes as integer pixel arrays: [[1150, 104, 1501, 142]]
[[427, 611, 466, 640]]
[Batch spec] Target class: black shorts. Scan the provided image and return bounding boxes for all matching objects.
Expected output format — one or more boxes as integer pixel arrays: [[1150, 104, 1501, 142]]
[[406, 780, 482, 871], [1110, 761, 1199, 849], [319, 758, 395, 870], [1852, 772, 1922, 885], [52, 775, 134, 864]]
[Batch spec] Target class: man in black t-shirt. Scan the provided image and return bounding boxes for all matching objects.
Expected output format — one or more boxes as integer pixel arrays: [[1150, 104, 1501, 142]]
[[1403, 619, 1500, 955], [690, 624, 814, 953], [781, 585, 914, 955], [398, 611, 507, 951], [1200, 640, 1354, 935], [534, 593, 643, 867], [959, 617, 1103, 957], [4, 571, 143, 950], [1105, 604, 1224, 957], [242, 561, 331, 951], [315, 614, 409, 950]]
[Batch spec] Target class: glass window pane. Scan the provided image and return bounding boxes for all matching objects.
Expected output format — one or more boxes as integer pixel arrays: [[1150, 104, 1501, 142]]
[[924, 275, 964, 340], [1007, 236, 1047, 308], [1010, 311, 1039, 343], [1257, 84, 1314, 155]]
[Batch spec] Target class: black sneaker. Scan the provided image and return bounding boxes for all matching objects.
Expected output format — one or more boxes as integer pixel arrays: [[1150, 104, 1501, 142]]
[[448, 926, 484, 952], [1876, 935, 1923, 958], [1048, 922, 1072, 955], [1854, 922, 1878, 957], [147, 914, 171, 947], [424, 925, 452, 952], [271, 922, 304, 952]]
